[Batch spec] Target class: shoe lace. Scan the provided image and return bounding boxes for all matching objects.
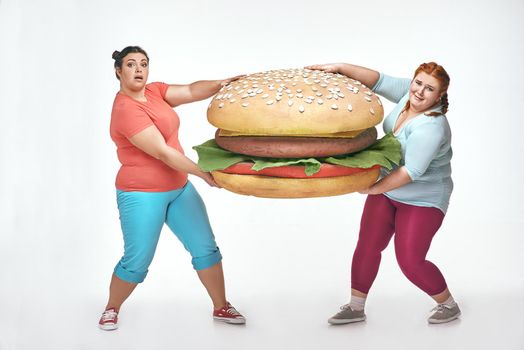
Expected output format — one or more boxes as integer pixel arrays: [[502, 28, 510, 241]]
[[101, 309, 118, 321], [340, 303, 353, 311], [226, 306, 241, 316], [430, 304, 453, 313]]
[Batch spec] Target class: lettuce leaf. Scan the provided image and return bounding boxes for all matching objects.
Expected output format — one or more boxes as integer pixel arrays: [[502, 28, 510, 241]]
[[322, 132, 401, 170], [193, 133, 401, 176]]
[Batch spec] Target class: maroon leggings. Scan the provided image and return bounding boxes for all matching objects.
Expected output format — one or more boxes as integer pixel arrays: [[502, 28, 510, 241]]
[[351, 194, 447, 296]]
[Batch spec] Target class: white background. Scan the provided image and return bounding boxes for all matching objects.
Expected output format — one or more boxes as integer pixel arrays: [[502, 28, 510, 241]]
[[1, 0, 523, 349]]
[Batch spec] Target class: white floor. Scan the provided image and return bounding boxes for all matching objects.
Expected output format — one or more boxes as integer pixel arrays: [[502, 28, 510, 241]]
[[2, 286, 523, 350], [2, 215, 523, 350]]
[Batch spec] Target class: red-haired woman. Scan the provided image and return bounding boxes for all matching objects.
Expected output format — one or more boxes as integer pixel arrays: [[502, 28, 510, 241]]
[[307, 62, 460, 324]]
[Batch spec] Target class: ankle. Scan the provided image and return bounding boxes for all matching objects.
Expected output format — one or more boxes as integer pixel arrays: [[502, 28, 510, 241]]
[[214, 301, 228, 310], [105, 305, 120, 313], [439, 295, 457, 307], [349, 295, 367, 311]]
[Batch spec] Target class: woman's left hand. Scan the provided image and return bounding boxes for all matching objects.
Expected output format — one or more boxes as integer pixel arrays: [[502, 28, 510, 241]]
[[220, 74, 246, 87], [359, 186, 379, 195]]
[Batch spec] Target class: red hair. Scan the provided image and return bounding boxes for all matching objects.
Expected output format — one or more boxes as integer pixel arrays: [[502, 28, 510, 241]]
[[402, 62, 450, 116]]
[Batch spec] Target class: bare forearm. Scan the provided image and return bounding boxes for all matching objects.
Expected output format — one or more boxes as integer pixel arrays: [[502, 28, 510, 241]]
[[166, 75, 244, 106], [157, 146, 205, 177], [128, 125, 214, 186], [188, 80, 222, 101], [335, 64, 380, 88], [365, 166, 412, 195]]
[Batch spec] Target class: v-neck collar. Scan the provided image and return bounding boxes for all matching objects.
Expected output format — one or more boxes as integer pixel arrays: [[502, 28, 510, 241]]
[[392, 102, 443, 136]]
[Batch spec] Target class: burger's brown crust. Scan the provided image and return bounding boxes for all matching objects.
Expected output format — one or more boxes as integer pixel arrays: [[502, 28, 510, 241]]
[[211, 168, 380, 198], [208, 68, 384, 135], [215, 127, 377, 158]]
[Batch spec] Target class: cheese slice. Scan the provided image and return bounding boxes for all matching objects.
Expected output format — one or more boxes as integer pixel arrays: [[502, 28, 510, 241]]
[[218, 128, 366, 138]]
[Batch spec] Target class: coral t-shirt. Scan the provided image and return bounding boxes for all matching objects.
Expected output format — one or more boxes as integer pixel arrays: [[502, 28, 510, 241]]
[[110, 82, 188, 192]]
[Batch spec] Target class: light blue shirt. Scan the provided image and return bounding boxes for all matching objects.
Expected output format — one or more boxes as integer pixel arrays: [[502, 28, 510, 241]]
[[372, 73, 453, 213]]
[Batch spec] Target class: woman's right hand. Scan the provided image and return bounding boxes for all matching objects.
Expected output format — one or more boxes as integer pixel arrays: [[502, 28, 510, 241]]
[[220, 74, 246, 87], [199, 171, 221, 188], [305, 63, 343, 73]]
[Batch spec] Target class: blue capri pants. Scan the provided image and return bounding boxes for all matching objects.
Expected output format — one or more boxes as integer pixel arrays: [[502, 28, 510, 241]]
[[114, 181, 222, 283]]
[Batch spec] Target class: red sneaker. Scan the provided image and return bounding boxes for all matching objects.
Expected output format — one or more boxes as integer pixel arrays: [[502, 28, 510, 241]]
[[99, 308, 118, 330], [213, 302, 246, 324]]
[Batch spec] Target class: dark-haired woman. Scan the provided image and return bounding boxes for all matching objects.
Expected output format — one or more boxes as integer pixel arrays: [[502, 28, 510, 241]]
[[306, 62, 460, 325], [99, 46, 245, 330]]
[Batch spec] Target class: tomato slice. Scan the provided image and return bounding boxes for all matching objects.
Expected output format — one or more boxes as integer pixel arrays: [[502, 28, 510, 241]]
[[220, 162, 380, 179]]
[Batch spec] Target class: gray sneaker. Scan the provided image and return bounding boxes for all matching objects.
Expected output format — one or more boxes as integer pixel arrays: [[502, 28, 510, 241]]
[[428, 303, 461, 324], [328, 304, 366, 325]]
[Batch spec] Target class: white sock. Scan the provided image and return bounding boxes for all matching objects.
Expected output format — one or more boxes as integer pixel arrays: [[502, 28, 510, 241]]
[[440, 295, 457, 307], [349, 295, 366, 311]]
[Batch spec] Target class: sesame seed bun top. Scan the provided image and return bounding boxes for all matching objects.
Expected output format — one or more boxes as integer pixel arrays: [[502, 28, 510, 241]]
[[207, 68, 384, 135]]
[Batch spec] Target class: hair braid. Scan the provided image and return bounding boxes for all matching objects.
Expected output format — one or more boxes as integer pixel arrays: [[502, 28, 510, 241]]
[[440, 92, 449, 114]]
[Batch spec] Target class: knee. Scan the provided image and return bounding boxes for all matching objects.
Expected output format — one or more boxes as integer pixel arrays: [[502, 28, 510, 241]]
[[354, 239, 386, 259], [114, 260, 148, 283], [191, 247, 222, 270], [396, 254, 422, 278], [179, 227, 220, 270], [114, 247, 156, 283]]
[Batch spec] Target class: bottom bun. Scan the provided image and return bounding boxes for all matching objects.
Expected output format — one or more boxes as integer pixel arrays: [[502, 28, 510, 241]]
[[211, 168, 380, 198]]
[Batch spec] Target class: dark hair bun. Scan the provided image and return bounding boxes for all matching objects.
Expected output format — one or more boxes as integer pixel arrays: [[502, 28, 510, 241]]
[[112, 50, 121, 60]]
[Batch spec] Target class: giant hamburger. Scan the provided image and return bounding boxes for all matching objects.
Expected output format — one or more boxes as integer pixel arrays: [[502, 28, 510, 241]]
[[194, 68, 400, 198]]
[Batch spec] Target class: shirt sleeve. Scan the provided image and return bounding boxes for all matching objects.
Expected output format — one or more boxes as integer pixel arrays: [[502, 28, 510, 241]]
[[148, 82, 170, 100], [112, 104, 154, 139], [403, 122, 445, 180], [372, 73, 411, 103]]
